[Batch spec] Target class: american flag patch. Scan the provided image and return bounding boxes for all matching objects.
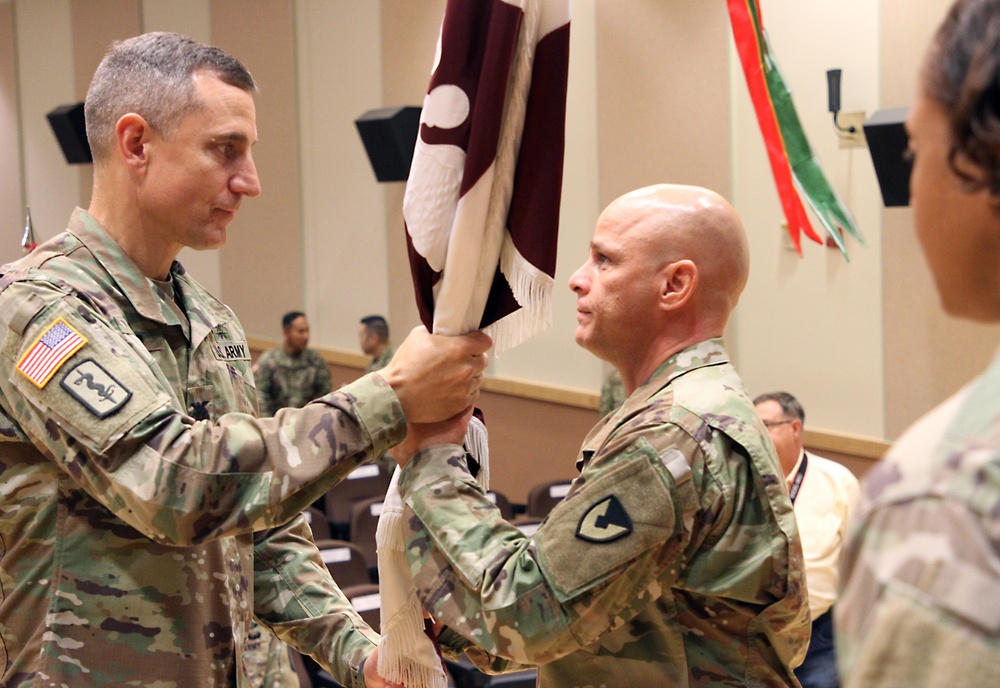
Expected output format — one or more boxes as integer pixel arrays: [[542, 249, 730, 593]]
[[16, 318, 87, 388]]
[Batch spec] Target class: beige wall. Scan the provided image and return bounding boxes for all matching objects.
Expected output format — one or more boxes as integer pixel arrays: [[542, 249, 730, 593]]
[[11, 0, 80, 251], [2, 0, 994, 454], [295, 1, 393, 351], [0, 2, 22, 251], [70, 0, 140, 205], [211, 0, 303, 337], [597, 1, 732, 205], [880, 0, 1000, 436], [731, 0, 886, 439]]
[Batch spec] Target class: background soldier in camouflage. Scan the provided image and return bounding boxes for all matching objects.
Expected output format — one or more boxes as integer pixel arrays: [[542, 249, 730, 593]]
[[360, 314, 395, 374], [0, 32, 490, 687], [390, 185, 810, 687], [256, 311, 333, 417], [836, 1, 1000, 685], [598, 368, 625, 416]]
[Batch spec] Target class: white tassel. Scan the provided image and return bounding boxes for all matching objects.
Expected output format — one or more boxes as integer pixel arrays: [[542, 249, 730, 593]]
[[376, 473, 449, 688], [484, 232, 554, 355], [375, 418, 493, 688], [465, 415, 490, 490]]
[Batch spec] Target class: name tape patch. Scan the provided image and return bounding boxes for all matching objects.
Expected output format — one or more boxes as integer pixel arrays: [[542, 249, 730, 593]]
[[209, 324, 250, 361], [211, 338, 250, 361], [60, 359, 132, 418], [16, 318, 87, 388], [576, 495, 634, 544]]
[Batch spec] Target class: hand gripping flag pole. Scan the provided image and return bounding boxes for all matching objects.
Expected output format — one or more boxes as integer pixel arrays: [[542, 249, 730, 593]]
[[378, 1, 570, 686]]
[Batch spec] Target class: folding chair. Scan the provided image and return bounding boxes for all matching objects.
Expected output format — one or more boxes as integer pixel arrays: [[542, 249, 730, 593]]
[[313, 538, 373, 587], [526, 479, 573, 518]]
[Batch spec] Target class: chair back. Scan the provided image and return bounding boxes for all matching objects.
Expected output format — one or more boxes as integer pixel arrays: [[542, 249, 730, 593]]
[[526, 479, 573, 517], [302, 506, 332, 542], [348, 495, 385, 567], [314, 538, 373, 587], [324, 463, 392, 535], [342, 583, 382, 633]]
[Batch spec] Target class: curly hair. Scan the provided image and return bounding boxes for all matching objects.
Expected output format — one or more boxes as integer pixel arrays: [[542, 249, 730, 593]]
[[924, 0, 1000, 199]]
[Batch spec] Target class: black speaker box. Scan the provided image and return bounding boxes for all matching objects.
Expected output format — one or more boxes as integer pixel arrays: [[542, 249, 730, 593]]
[[355, 106, 421, 182], [46, 102, 92, 164], [864, 107, 911, 207]]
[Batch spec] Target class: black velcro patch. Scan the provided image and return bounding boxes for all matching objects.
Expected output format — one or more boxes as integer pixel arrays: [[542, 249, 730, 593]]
[[575, 495, 633, 543], [60, 358, 132, 418]]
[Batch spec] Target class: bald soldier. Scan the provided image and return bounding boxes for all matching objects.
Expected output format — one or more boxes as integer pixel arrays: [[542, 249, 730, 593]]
[[0, 32, 489, 687], [390, 185, 810, 687]]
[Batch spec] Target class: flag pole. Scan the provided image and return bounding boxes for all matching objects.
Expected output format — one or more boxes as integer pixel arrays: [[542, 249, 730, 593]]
[[22, 207, 37, 255]]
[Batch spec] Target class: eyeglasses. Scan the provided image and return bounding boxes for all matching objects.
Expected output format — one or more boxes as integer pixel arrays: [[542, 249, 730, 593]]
[[762, 419, 794, 429]]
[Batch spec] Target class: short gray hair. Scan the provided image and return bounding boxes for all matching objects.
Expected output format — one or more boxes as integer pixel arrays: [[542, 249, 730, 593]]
[[753, 391, 805, 423], [85, 32, 256, 163]]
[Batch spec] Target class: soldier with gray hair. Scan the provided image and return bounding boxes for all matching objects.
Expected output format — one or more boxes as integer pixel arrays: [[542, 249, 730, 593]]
[[0, 32, 490, 687], [389, 184, 810, 686], [837, 1, 1000, 685]]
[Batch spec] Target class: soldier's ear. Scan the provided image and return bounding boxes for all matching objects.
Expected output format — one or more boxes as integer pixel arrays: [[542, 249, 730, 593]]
[[116, 113, 153, 175], [659, 260, 697, 311]]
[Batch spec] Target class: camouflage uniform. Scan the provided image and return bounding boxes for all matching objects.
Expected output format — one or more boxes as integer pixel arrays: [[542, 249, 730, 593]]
[[0, 209, 404, 687], [598, 369, 625, 416], [836, 353, 1000, 688], [365, 346, 395, 374], [256, 346, 333, 417], [398, 339, 809, 687], [253, 342, 335, 680]]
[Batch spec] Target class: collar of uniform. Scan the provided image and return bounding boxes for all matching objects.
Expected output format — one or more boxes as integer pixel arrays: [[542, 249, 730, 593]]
[[576, 338, 730, 471], [170, 267, 231, 350], [67, 208, 171, 326], [635, 337, 730, 402]]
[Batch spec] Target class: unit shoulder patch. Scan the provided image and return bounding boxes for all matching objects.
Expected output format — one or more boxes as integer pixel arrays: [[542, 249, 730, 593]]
[[60, 358, 132, 418], [575, 494, 633, 543]]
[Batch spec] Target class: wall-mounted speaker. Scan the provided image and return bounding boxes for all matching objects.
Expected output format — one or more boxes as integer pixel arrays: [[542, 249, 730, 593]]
[[864, 107, 911, 207], [46, 102, 92, 164], [355, 106, 421, 182]]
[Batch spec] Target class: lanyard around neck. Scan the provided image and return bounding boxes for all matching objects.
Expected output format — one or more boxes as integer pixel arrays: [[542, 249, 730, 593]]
[[788, 453, 809, 505]]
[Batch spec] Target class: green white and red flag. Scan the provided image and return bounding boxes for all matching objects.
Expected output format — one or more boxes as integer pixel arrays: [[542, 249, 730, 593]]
[[727, 0, 863, 258]]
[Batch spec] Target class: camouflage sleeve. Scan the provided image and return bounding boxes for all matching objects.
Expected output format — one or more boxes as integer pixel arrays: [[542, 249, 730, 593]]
[[397, 424, 695, 666], [0, 289, 406, 546], [837, 491, 1000, 687], [254, 351, 279, 417], [836, 379, 1000, 688], [252, 514, 379, 688]]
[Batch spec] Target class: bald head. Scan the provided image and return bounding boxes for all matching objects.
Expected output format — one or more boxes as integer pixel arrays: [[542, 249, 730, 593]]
[[601, 184, 750, 322], [570, 184, 750, 385]]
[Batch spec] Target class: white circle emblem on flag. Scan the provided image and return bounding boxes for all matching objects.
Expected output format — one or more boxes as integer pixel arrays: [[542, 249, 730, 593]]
[[421, 84, 470, 129], [403, 84, 473, 272]]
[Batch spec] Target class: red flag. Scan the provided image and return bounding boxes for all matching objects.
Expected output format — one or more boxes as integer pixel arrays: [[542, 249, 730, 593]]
[[404, 0, 570, 354]]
